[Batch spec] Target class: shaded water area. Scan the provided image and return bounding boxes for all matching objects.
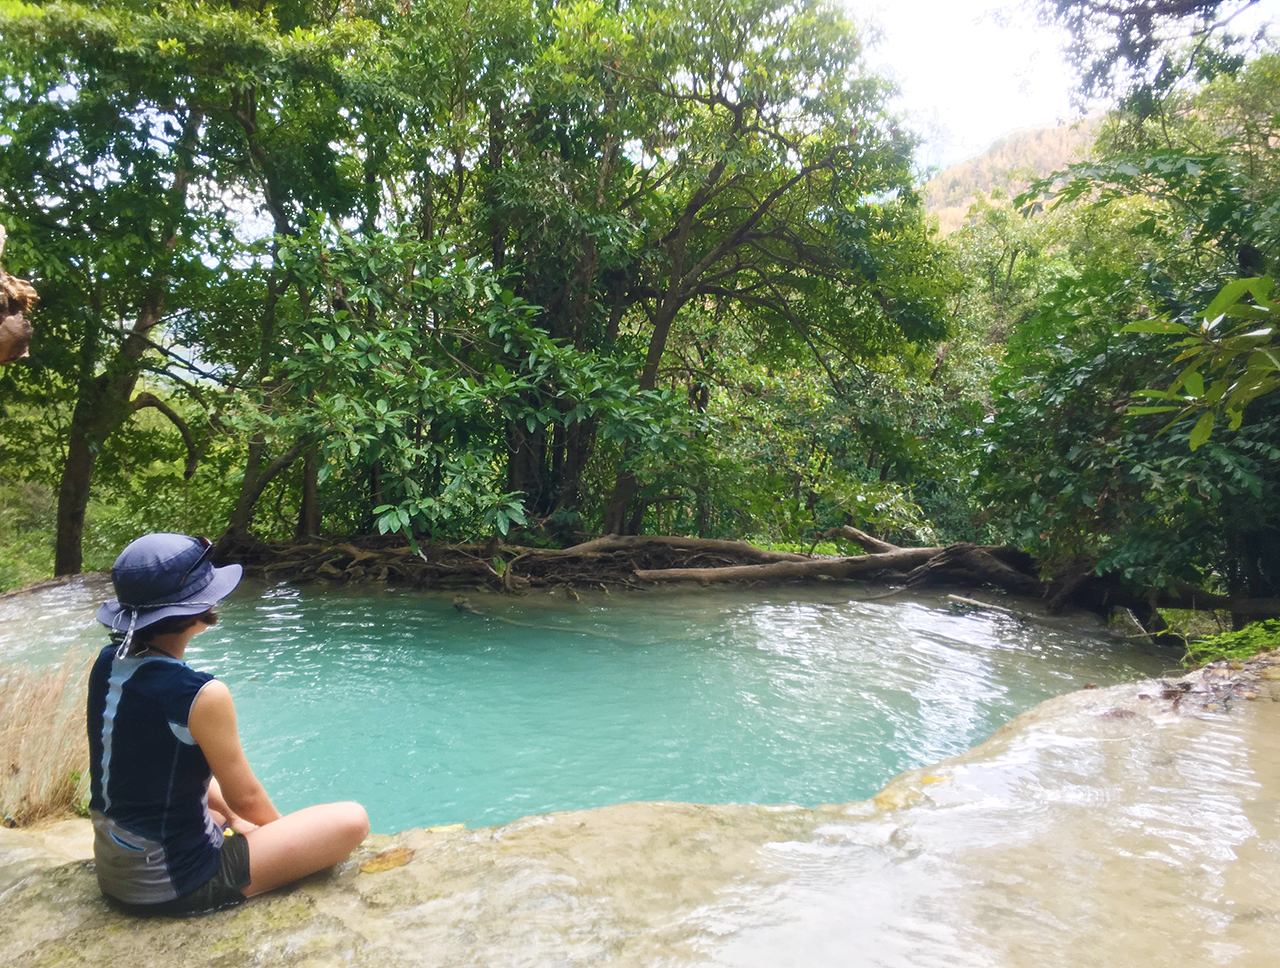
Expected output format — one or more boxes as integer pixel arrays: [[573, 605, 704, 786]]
[[4, 576, 1172, 833], [3, 578, 1280, 966]]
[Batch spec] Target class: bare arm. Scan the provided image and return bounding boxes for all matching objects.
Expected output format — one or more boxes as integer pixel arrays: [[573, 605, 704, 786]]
[[206, 776, 259, 834], [189, 680, 282, 827]]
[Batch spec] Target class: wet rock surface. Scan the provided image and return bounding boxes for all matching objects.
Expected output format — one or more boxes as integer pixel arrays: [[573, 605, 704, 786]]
[[4, 651, 1280, 967], [1134, 647, 1280, 710], [0, 803, 831, 968]]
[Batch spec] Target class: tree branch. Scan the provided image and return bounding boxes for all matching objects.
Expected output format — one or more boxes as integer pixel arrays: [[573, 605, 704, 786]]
[[132, 392, 200, 479]]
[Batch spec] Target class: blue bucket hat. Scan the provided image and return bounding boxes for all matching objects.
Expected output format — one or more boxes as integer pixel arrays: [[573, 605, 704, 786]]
[[96, 533, 242, 655]]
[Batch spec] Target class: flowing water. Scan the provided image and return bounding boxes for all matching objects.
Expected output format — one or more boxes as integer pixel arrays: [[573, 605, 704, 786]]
[[698, 684, 1280, 968], [2, 576, 1171, 833]]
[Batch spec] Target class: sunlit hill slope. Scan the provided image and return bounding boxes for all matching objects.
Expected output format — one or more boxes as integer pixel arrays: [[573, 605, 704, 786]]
[[925, 118, 1100, 236]]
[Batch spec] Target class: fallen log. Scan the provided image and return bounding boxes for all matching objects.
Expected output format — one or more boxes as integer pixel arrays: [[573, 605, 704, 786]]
[[636, 547, 939, 583], [824, 525, 898, 555], [636, 540, 1047, 589], [946, 594, 1020, 616], [564, 535, 809, 563]]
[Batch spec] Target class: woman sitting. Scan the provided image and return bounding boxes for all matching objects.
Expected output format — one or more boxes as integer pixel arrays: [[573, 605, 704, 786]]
[[87, 532, 369, 915]]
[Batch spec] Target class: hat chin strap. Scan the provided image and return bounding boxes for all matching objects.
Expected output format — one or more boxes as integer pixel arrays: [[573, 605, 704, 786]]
[[111, 601, 220, 659], [114, 612, 139, 660]]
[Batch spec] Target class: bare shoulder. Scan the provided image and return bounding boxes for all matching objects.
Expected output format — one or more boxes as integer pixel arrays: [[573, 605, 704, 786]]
[[190, 678, 237, 731]]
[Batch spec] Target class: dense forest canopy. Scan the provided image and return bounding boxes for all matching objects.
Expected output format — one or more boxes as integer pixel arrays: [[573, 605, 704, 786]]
[[0, 0, 1276, 629]]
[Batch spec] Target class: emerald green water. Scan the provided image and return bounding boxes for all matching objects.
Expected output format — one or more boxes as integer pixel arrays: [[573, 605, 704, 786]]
[[2, 578, 1174, 834]]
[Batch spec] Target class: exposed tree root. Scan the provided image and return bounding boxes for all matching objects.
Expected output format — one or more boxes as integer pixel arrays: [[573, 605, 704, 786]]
[[212, 529, 1280, 634]]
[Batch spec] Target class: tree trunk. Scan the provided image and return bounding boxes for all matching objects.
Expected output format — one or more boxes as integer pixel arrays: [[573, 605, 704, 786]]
[[551, 415, 598, 516], [227, 438, 267, 535], [296, 444, 321, 539], [225, 436, 308, 536], [54, 426, 99, 576], [601, 300, 684, 534], [506, 421, 548, 514], [54, 315, 160, 574], [1224, 526, 1280, 629], [601, 470, 637, 536], [367, 460, 383, 531]]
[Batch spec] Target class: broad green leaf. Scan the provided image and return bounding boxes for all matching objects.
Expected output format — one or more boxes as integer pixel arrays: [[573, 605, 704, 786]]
[[1204, 376, 1229, 404], [1222, 306, 1273, 321], [1248, 348, 1280, 372], [1120, 320, 1189, 334], [1189, 412, 1215, 451], [1202, 277, 1274, 320]]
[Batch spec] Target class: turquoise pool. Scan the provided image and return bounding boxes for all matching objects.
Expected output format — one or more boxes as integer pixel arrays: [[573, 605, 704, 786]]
[[2, 578, 1174, 833]]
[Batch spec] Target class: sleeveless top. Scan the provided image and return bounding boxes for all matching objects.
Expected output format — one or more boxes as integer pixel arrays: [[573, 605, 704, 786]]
[[86, 644, 225, 904]]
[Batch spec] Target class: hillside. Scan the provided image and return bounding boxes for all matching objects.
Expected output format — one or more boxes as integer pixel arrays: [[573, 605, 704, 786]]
[[925, 118, 1101, 236]]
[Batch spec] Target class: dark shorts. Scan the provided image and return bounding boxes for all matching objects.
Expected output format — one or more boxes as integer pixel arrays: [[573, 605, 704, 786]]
[[109, 832, 251, 917]]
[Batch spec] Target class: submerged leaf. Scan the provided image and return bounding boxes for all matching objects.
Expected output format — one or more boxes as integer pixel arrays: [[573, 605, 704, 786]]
[[360, 847, 415, 873]]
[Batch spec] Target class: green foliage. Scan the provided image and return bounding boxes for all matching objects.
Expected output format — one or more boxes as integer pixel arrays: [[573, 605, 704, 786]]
[[4, 0, 1273, 609], [1124, 275, 1278, 446], [978, 258, 1280, 592], [0, 394, 244, 588], [1041, 0, 1258, 106], [261, 224, 697, 541], [626, 345, 973, 547], [975, 47, 1280, 603], [2, 0, 956, 561], [0, 478, 56, 591], [1183, 619, 1280, 667]]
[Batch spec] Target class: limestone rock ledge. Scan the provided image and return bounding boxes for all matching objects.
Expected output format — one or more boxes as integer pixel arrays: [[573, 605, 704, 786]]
[[0, 800, 835, 968]]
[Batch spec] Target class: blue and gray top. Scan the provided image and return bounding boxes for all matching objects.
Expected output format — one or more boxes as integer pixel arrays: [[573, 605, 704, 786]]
[[86, 644, 225, 905]]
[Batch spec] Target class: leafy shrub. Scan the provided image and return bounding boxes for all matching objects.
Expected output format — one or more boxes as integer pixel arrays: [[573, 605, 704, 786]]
[[1183, 619, 1280, 667], [0, 480, 56, 591]]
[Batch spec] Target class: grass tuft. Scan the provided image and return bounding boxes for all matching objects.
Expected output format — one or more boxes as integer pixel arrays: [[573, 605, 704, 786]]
[[0, 648, 91, 827]]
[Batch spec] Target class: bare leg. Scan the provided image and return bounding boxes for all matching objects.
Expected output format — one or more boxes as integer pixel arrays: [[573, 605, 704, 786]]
[[239, 801, 369, 897]]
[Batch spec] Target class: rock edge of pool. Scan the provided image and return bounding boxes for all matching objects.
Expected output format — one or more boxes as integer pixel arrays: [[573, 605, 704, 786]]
[[5, 654, 1280, 968]]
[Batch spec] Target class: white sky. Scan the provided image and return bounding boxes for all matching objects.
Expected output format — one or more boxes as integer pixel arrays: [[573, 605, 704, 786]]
[[845, 0, 1280, 172]]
